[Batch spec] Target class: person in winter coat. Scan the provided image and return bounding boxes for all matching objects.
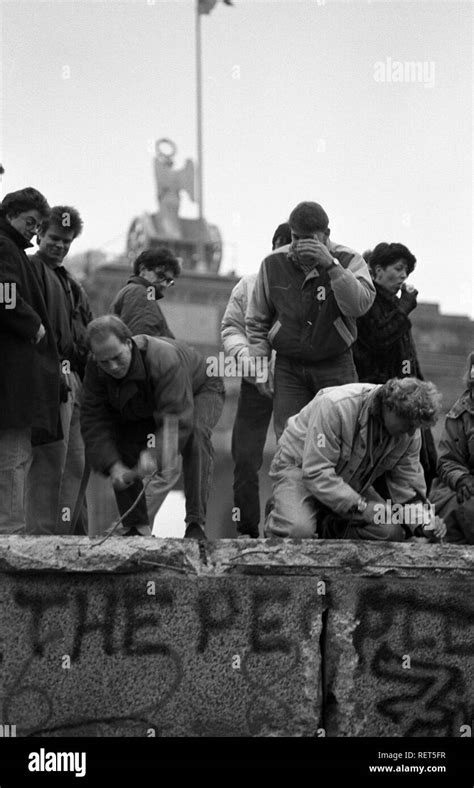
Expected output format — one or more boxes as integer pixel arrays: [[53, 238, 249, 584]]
[[110, 247, 181, 338], [26, 205, 93, 535], [80, 315, 225, 539], [353, 244, 420, 382], [265, 377, 446, 542], [429, 352, 474, 543], [221, 222, 291, 537], [352, 242, 438, 492], [0, 187, 61, 533], [246, 201, 375, 439]]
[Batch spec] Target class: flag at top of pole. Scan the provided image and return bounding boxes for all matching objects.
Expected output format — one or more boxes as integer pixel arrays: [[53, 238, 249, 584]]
[[198, 0, 233, 15]]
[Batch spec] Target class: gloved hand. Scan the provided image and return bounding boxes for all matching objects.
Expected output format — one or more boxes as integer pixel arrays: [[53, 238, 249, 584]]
[[398, 284, 418, 314], [456, 474, 474, 504]]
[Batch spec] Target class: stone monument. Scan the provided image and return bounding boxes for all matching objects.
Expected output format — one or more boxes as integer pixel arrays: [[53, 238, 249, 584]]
[[126, 138, 222, 273]]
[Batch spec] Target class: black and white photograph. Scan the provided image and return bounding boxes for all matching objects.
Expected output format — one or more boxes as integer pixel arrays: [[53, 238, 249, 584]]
[[0, 0, 473, 780]]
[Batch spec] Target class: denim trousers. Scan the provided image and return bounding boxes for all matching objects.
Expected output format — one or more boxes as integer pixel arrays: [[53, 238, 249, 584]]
[[114, 378, 225, 532], [0, 427, 32, 534], [273, 350, 358, 440], [25, 372, 88, 535], [231, 379, 273, 536]]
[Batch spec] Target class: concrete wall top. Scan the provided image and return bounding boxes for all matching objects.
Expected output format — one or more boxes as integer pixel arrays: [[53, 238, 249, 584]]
[[1, 536, 472, 576]]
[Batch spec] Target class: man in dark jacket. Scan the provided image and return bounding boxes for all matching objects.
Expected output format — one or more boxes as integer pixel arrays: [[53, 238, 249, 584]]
[[25, 206, 93, 535], [110, 247, 181, 338], [80, 316, 225, 538], [246, 201, 375, 439], [0, 187, 61, 533]]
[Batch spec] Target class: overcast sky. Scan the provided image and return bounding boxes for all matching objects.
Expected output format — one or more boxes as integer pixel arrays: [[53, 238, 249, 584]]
[[1, 0, 472, 317]]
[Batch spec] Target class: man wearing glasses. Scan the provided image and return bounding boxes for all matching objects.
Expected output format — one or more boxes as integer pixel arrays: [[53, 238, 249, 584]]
[[110, 248, 180, 338], [0, 187, 61, 532]]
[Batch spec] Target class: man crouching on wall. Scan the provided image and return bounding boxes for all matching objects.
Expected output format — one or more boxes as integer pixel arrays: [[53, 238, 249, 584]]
[[265, 377, 447, 541], [80, 315, 225, 539]]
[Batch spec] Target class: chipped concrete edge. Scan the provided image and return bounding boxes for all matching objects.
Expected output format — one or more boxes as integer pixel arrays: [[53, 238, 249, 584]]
[[0, 536, 472, 575]]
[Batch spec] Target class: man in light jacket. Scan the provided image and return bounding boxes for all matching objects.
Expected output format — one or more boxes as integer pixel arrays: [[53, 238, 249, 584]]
[[266, 377, 446, 541], [221, 222, 291, 537]]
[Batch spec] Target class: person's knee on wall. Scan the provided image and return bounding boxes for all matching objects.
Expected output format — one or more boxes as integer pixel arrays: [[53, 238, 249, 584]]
[[264, 511, 316, 538], [381, 522, 406, 541], [291, 520, 318, 538], [356, 521, 406, 542]]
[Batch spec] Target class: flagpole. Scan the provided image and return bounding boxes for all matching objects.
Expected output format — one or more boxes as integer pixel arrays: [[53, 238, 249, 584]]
[[195, 1, 204, 224]]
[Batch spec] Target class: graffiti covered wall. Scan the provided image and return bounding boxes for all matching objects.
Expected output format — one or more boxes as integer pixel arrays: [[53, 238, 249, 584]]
[[0, 538, 472, 737]]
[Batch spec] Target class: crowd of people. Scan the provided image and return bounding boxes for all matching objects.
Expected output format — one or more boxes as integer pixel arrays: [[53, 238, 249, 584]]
[[0, 188, 472, 543]]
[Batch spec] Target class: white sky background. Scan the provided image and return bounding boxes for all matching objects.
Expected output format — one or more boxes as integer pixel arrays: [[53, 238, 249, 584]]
[[1, 0, 472, 318]]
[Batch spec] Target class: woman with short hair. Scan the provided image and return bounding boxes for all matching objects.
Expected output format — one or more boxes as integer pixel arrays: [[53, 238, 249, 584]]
[[352, 242, 437, 492]]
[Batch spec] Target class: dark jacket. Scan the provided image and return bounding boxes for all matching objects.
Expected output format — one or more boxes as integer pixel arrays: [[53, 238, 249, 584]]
[[353, 283, 421, 383], [80, 335, 218, 474], [110, 276, 174, 339], [352, 283, 437, 491], [0, 216, 61, 440], [29, 252, 93, 379], [246, 241, 375, 363]]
